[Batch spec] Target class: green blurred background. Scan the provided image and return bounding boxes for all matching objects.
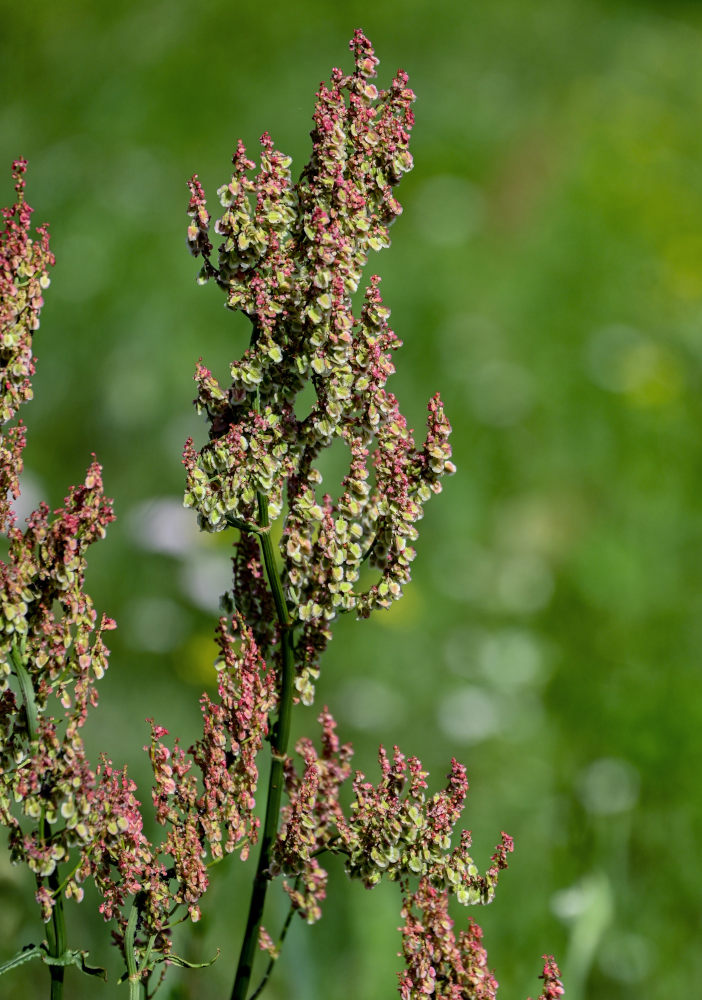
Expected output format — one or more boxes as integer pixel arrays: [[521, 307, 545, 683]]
[[2, 0, 702, 997]]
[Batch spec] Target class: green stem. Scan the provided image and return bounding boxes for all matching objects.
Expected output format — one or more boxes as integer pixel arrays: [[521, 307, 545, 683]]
[[255, 492, 290, 628], [249, 896, 296, 1000], [124, 898, 144, 1000], [12, 644, 67, 1000], [230, 492, 295, 1000], [44, 865, 66, 1000]]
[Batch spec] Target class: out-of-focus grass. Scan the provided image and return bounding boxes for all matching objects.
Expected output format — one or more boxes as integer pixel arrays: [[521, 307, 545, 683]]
[[2, 2, 702, 997]]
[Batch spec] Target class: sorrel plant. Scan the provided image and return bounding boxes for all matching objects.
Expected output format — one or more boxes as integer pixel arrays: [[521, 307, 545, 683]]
[[0, 30, 564, 1000]]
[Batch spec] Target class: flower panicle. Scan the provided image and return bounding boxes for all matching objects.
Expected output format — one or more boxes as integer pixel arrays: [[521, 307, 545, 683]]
[[398, 879, 499, 1000], [273, 707, 353, 923], [93, 609, 277, 967], [339, 747, 510, 906], [179, 33, 557, 1000], [184, 30, 451, 705], [398, 857, 558, 1000], [0, 159, 55, 532], [0, 169, 123, 962], [69, 612, 277, 973], [191, 613, 277, 860]]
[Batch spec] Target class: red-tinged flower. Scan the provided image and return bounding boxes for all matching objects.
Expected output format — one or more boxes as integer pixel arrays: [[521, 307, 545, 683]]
[[86, 758, 156, 923], [0, 165, 121, 945], [35, 885, 55, 923], [398, 878, 499, 1000], [258, 926, 277, 956], [528, 956, 565, 1000], [186, 174, 213, 261], [134, 611, 277, 939], [0, 160, 54, 531], [339, 748, 506, 907], [273, 708, 353, 923]]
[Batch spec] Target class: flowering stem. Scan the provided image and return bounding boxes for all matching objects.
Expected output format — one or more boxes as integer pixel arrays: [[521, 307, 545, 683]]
[[44, 862, 66, 1000], [230, 491, 294, 1000], [124, 896, 144, 1000], [11, 644, 67, 1000]]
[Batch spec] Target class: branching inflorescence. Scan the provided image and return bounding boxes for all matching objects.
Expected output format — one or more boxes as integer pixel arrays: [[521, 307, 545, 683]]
[[0, 30, 563, 1000], [184, 27, 454, 706]]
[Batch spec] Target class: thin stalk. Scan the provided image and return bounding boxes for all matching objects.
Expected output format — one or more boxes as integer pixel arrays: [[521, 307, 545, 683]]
[[12, 644, 67, 1000], [44, 861, 66, 1000], [124, 897, 144, 1000], [249, 897, 296, 1000], [230, 491, 295, 1000]]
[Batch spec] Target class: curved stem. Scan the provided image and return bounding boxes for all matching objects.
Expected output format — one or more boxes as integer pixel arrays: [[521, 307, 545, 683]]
[[230, 491, 295, 1000], [249, 895, 297, 1000]]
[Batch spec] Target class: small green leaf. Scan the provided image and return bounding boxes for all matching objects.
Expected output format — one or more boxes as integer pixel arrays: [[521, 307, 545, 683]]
[[11, 645, 38, 741], [155, 949, 220, 971], [0, 943, 43, 976], [39, 944, 106, 979]]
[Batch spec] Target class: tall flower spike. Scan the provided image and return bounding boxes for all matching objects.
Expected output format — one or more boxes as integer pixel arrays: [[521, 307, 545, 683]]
[[185, 29, 454, 703], [0, 164, 122, 1000]]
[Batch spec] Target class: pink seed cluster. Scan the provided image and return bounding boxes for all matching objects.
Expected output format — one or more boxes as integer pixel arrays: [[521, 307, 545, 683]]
[[84, 614, 276, 960], [340, 749, 513, 907], [0, 159, 53, 532], [184, 28, 455, 707], [0, 161, 117, 920], [273, 708, 353, 922], [399, 880, 499, 1000]]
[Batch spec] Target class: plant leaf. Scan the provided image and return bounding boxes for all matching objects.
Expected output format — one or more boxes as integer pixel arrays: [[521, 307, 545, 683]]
[[0, 943, 43, 975], [39, 944, 107, 979], [156, 949, 220, 970]]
